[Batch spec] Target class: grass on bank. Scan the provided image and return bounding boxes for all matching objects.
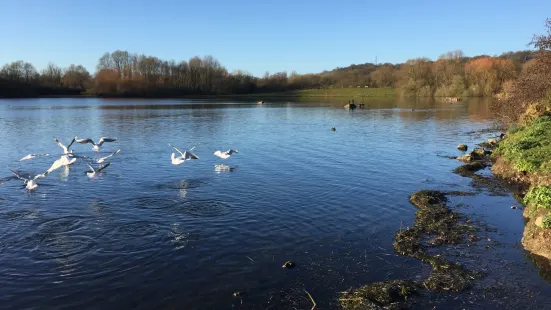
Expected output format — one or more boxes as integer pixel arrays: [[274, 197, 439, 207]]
[[493, 116, 551, 173], [251, 87, 396, 98]]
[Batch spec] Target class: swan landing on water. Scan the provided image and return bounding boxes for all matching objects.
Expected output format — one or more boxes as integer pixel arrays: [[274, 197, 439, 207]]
[[169, 143, 199, 166], [9, 156, 67, 190]]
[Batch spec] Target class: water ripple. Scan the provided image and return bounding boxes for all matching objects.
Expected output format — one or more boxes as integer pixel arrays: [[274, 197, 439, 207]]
[[169, 199, 232, 217]]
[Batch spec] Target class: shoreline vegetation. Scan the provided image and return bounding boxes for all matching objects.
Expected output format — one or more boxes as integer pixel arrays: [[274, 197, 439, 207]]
[[340, 18, 551, 309], [0, 47, 535, 100], [487, 19, 551, 266]]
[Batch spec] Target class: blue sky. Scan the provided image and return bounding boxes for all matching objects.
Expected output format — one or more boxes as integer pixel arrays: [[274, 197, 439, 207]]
[[1, 0, 549, 76]]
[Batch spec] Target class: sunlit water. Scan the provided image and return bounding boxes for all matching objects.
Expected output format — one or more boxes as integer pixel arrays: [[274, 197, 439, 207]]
[[0, 98, 550, 309]]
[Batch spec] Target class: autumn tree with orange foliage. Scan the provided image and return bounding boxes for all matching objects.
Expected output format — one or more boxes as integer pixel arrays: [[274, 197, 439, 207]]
[[491, 18, 551, 124]]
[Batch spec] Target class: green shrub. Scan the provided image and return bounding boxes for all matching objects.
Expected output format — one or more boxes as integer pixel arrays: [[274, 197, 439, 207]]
[[542, 214, 551, 229], [523, 186, 551, 209], [495, 116, 551, 173]]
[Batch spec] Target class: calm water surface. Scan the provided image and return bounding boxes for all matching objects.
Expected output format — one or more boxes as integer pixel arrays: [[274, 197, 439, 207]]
[[0, 98, 550, 309]]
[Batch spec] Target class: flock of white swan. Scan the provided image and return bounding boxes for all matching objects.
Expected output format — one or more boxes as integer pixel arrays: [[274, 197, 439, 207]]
[[4, 136, 238, 191]]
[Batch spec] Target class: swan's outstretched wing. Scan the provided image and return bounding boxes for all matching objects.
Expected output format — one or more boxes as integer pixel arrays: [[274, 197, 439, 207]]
[[75, 137, 95, 145], [43, 156, 66, 176], [54, 138, 69, 153], [189, 143, 200, 152], [85, 162, 96, 173], [66, 136, 77, 149], [97, 137, 117, 147], [96, 162, 111, 173], [184, 151, 199, 160], [169, 144, 185, 157], [19, 153, 49, 161], [9, 169, 28, 181], [97, 149, 120, 162]]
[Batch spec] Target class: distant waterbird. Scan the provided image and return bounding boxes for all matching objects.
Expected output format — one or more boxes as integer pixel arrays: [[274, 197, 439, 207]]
[[18, 153, 49, 161], [214, 149, 239, 159], [169, 143, 199, 165], [75, 136, 117, 152]]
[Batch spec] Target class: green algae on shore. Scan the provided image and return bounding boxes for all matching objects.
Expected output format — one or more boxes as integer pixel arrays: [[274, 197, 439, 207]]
[[339, 190, 482, 309]]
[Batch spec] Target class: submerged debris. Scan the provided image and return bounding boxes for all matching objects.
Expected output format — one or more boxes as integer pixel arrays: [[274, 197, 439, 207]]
[[339, 280, 418, 309], [282, 261, 295, 269], [340, 190, 483, 309]]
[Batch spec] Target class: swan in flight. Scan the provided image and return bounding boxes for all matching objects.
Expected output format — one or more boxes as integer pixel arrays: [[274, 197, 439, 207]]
[[85, 162, 111, 178], [214, 149, 239, 159], [9, 156, 66, 190], [54, 137, 76, 154], [75, 137, 117, 152], [169, 143, 199, 165], [96, 149, 121, 164], [19, 153, 49, 161]]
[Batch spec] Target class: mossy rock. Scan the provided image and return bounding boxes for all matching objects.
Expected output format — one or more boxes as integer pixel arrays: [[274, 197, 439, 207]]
[[409, 190, 447, 209], [457, 144, 468, 152], [453, 162, 486, 177], [470, 148, 487, 159]]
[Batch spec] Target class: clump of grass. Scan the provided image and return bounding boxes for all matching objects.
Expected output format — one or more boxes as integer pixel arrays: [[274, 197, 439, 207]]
[[494, 116, 551, 173], [542, 214, 551, 229], [339, 280, 418, 309], [523, 186, 551, 209]]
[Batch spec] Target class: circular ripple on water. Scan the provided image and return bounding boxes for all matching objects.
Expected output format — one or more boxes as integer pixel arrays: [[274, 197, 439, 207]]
[[111, 221, 160, 237], [36, 216, 86, 235], [151, 178, 208, 191], [32, 234, 97, 261], [0, 209, 39, 220], [126, 196, 179, 210], [170, 199, 232, 217], [96, 221, 164, 255]]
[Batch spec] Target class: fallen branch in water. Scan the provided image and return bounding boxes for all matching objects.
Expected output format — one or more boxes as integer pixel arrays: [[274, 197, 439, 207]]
[[304, 290, 317, 310]]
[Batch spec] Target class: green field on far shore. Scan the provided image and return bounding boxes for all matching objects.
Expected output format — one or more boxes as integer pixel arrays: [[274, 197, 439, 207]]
[[243, 88, 397, 99]]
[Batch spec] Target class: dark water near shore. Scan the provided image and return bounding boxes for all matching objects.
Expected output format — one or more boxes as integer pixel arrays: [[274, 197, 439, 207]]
[[0, 97, 550, 309]]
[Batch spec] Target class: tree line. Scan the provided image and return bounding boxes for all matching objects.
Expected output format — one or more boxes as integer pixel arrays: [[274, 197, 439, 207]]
[[490, 18, 551, 124], [0, 48, 536, 98]]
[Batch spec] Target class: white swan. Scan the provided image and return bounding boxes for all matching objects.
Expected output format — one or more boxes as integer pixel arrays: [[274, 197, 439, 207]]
[[169, 143, 199, 166], [9, 156, 66, 190], [54, 137, 76, 154], [75, 137, 117, 152], [96, 149, 121, 164], [19, 153, 49, 161], [85, 162, 111, 178], [214, 149, 239, 159]]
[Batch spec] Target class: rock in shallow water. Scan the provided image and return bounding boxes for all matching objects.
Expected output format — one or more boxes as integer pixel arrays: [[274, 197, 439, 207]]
[[457, 144, 468, 151]]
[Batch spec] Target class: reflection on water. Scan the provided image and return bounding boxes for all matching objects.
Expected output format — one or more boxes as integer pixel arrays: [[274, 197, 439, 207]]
[[0, 97, 549, 309]]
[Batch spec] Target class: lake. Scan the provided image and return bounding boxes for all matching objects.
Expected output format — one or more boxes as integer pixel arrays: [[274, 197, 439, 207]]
[[0, 97, 550, 309]]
